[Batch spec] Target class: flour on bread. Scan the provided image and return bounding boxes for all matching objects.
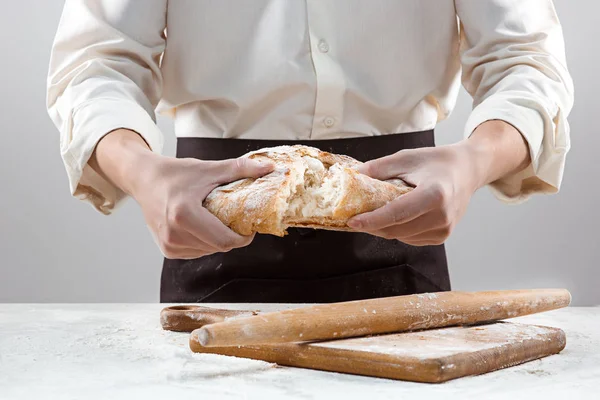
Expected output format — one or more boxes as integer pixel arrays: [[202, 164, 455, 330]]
[[204, 145, 412, 237]]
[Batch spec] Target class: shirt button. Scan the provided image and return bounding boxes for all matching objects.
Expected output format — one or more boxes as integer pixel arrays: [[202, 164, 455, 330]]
[[323, 117, 335, 128], [318, 39, 330, 53]]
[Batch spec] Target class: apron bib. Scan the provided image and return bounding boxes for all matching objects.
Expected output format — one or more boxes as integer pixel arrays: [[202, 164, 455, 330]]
[[161, 131, 450, 303]]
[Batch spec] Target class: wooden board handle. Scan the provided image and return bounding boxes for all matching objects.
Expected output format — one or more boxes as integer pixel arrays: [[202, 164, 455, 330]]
[[194, 289, 571, 347], [160, 305, 258, 332]]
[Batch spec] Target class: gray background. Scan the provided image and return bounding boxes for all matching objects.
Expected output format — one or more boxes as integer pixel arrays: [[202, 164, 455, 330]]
[[0, 1, 597, 305]]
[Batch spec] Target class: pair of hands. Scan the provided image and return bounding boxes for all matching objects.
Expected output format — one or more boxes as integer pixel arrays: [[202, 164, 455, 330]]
[[97, 121, 528, 260], [129, 142, 481, 260]]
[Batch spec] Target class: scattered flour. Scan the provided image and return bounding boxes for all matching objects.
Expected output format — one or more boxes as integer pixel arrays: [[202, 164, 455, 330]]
[[1, 304, 599, 400], [311, 322, 565, 359], [416, 293, 438, 300]]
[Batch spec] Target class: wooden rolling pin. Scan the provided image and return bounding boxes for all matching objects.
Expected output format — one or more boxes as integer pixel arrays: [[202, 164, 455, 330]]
[[195, 289, 571, 347]]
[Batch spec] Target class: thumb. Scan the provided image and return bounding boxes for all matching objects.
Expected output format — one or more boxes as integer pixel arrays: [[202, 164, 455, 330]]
[[358, 151, 409, 180], [210, 156, 275, 184]]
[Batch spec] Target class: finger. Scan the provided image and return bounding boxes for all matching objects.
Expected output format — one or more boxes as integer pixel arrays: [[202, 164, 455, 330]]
[[364, 230, 445, 247], [367, 211, 448, 239], [160, 225, 212, 249], [181, 207, 255, 251], [209, 156, 275, 185], [158, 228, 218, 258], [400, 240, 439, 247], [165, 247, 219, 260], [357, 150, 413, 180], [160, 240, 215, 259], [164, 248, 211, 260], [400, 227, 451, 245], [348, 186, 433, 231]]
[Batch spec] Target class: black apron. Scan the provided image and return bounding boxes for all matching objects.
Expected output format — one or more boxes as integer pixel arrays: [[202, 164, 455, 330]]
[[161, 130, 450, 303]]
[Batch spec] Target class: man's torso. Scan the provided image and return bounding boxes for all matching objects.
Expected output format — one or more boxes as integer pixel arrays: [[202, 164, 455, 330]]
[[156, 0, 461, 140]]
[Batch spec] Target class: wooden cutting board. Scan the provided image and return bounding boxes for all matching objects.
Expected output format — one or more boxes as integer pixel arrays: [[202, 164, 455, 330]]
[[189, 321, 565, 383], [162, 306, 566, 383]]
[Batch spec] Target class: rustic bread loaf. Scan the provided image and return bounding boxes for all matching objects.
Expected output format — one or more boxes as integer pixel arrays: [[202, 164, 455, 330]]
[[203, 145, 412, 237]]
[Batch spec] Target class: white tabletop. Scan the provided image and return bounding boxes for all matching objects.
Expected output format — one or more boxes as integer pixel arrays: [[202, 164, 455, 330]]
[[1, 304, 598, 400]]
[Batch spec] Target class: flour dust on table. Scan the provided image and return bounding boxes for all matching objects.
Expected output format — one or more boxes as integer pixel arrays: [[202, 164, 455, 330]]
[[1, 304, 599, 400]]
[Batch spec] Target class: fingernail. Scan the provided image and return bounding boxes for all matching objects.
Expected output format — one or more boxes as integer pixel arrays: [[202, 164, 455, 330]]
[[253, 159, 274, 171], [348, 218, 363, 229], [261, 162, 275, 171]]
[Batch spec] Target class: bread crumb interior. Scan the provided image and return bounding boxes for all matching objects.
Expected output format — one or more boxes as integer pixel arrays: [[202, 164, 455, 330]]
[[284, 156, 344, 220]]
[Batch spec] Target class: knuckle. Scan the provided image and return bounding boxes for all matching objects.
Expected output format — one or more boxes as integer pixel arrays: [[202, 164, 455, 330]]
[[169, 201, 187, 225], [362, 162, 376, 177], [356, 216, 371, 228], [234, 157, 248, 172], [429, 183, 447, 205]]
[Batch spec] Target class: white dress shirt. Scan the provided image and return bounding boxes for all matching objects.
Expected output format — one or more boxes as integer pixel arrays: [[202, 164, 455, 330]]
[[47, 0, 574, 214]]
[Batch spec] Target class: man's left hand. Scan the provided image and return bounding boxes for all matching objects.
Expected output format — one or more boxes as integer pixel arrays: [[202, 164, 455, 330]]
[[347, 120, 531, 246], [347, 143, 481, 245]]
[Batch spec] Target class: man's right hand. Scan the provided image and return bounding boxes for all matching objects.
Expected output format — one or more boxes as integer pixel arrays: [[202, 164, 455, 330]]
[[89, 129, 274, 259]]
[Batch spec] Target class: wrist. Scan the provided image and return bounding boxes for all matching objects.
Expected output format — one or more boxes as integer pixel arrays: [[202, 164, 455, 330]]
[[90, 129, 160, 197], [457, 133, 494, 191], [121, 145, 162, 198], [459, 120, 531, 189]]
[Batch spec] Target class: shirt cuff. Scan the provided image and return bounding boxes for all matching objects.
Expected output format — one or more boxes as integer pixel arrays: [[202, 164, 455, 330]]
[[464, 94, 569, 204], [60, 98, 164, 214]]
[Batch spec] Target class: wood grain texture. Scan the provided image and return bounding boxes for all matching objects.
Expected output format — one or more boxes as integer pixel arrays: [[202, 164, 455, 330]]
[[188, 322, 566, 383], [160, 305, 259, 332], [194, 289, 571, 347]]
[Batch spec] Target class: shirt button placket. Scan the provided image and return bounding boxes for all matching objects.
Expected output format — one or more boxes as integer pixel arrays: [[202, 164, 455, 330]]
[[306, 0, 345, 139]]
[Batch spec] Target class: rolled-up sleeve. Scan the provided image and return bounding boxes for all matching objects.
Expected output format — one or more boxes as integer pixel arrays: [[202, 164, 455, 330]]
[[47, 0, 167, 214], [457, 0, 574, 203]]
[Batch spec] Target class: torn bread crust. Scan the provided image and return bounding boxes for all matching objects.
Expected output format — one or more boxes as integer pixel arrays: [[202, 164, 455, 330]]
[[203, 145, 413, 237]]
